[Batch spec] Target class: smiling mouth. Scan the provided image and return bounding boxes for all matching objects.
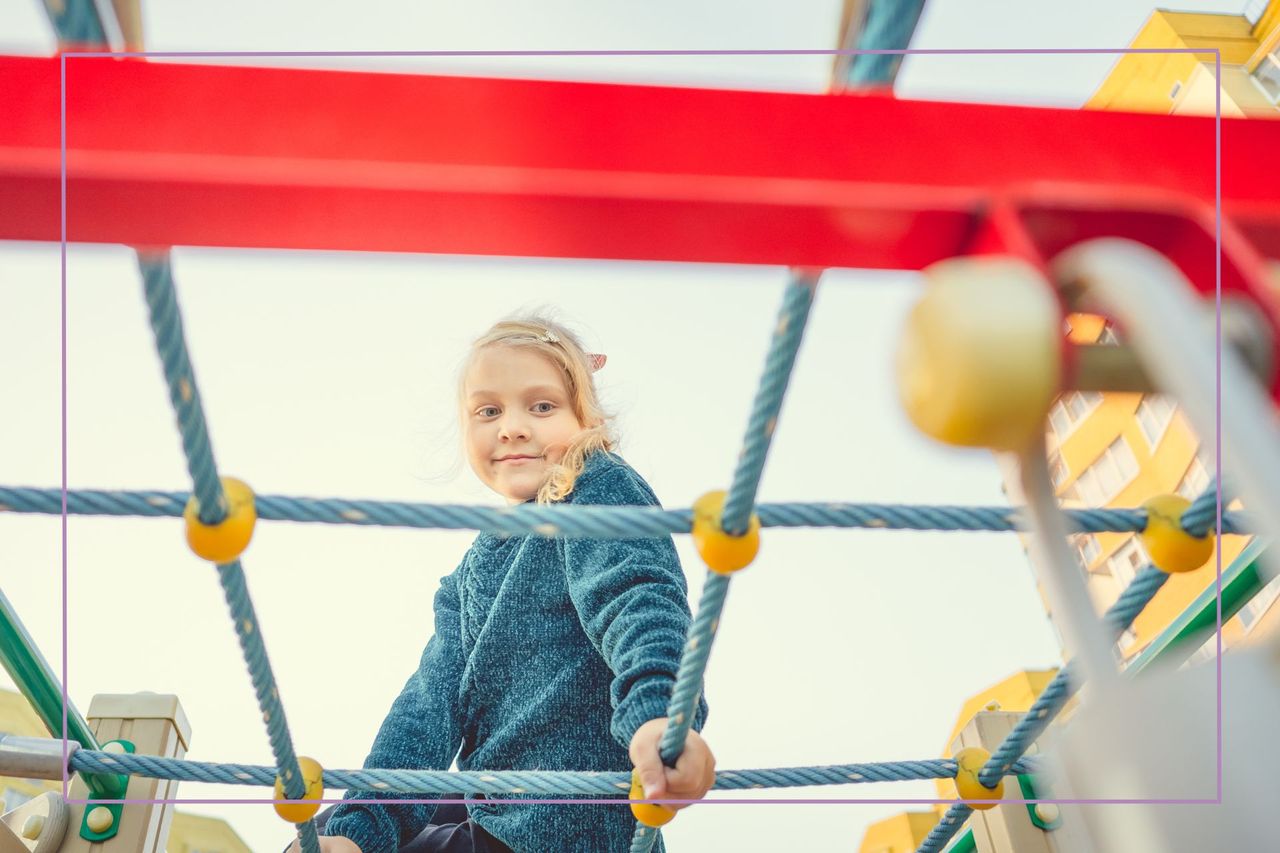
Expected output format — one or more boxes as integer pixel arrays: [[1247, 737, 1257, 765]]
[[496, 456, 542, 463]]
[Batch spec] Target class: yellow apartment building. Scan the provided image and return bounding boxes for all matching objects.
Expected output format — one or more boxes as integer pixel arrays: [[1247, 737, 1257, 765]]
[[1047, 315, 1271, 666], [858, 3, 1280, 850], [1057, 0, 1280, 663], [1088, 2, 1280, 117]]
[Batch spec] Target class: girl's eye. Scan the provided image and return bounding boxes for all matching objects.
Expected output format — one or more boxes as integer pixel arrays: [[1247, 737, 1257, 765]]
[[478, 406, 499, 418], [532, 402, 555, 413]]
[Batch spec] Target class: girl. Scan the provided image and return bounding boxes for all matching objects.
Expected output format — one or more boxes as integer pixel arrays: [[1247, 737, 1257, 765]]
[[288, 315, 714, 852]]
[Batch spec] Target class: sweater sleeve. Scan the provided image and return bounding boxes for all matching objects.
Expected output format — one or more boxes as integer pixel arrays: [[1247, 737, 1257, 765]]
[[560, 464, 709, 750], [322, 568, 466, 852]]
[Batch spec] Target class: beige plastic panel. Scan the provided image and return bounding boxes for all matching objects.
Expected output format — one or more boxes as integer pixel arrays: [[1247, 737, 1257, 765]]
[[0, 792, 70, 853], [61, 694, 189, 853]]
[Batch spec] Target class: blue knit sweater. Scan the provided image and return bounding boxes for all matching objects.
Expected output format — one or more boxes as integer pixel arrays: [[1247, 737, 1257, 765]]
[[324, 451, 708, 852]]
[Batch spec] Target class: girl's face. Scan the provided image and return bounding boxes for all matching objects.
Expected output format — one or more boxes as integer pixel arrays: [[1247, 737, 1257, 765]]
[[463, 345, 586, 503]]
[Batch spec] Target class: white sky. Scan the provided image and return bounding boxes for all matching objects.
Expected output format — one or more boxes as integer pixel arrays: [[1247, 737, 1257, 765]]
[[0, 1, 1255, 851]]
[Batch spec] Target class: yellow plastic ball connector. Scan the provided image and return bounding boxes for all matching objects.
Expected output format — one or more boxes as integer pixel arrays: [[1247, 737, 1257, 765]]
[[629, 769, 677, 828], [85, 806, 114, 833], [184, 477, 258, 563], [1140, 494, 1214, 574], [896, 256, 1062, 452], [953, 747, 1004, 810], [273, 756, 325, 823], [691, 490, 761, 575]]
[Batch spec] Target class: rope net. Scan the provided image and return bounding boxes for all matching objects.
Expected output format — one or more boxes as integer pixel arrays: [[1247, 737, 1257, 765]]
[[0, 254, 1234, 853]]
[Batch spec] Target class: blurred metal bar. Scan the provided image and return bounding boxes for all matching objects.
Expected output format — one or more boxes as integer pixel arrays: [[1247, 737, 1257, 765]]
[[0, 734, 77, 781]]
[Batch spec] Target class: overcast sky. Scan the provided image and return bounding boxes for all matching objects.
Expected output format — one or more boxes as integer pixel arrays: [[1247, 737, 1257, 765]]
[[0, 1, 1251, 850]]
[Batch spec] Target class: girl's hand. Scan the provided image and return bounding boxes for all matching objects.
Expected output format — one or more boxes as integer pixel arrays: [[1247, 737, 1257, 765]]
[[628, 717, 716, 810], [286, 836, 362, 853]]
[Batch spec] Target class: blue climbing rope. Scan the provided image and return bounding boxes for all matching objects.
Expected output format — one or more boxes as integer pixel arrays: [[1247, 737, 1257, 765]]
[[720, 272, 818, 537], [635, 271, 818, 852], [661, 276, 817, 746], [68, 749, 1035, 795], [976, 565, 1168, 789], [915, 485, 1225, 849], [1180, 476, 1223, 539], [915, 565, 1171, 853], [33, 0, 319, 841], [138, 254, 319, 853], [41, 0, 108, 49], [917, 803, 974, 853], [844, 0, 929, 87], [139, 256, 225, 521], [0, 486, 1251, 538]]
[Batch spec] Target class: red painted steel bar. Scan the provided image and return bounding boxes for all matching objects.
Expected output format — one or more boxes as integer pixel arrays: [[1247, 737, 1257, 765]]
[[3, 54, 1272, 256], [3, 55, 1277, 321]]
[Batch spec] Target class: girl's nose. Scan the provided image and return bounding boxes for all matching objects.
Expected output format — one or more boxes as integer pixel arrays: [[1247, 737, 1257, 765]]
[[499, 417, 530, 441]]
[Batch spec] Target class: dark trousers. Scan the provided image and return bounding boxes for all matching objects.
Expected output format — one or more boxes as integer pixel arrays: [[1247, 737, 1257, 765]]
[[293, 798, 512, 853]]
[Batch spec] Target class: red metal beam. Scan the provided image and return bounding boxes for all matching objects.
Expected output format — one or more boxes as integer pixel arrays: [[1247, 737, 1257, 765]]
[[3, 55, 1277, 282]]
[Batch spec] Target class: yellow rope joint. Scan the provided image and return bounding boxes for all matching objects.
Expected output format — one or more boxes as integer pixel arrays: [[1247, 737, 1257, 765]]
[[184, 476, 258, 563], [1140, 494, 1214, 574], [953, 747, 1004, 810], [273, 756, 325, 824], [629, 769, 677, 828], [691, 490, 761, 575]]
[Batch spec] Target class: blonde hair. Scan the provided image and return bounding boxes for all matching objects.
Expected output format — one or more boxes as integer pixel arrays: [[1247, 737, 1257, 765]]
[[459, 313, 616, 504]]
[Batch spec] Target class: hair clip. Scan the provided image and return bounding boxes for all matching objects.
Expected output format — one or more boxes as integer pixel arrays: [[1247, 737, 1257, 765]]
[[536, 328, 604, 372]]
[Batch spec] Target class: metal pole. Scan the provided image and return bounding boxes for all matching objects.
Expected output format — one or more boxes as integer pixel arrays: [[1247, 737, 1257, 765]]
[[0, 587, 112, 797], [0, 734, 78, 781], [1017, 436, 1121, 691]]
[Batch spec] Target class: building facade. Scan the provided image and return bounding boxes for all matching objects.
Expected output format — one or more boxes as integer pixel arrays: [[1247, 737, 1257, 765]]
[[1056, 0, 1280, 663]]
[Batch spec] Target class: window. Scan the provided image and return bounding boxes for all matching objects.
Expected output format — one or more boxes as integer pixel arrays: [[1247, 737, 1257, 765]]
[[1107, 537, 1149, 588], [1117, 628, 1138, 662], [1253, 48, 1280, 102], [1135, 395, 1176, 449], [1184, 633, 1219, 667], [1072, 437, 1139, 504], [1239, 573, 1280, 635], [1049, 451, 1069, 490], [1073, 533, 1101, 569], [1047, 391, 1103, 440], [1048, 406, 1071, 440], [1066, 391, 1102, 419], [1177, 457, 1211, 502]]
